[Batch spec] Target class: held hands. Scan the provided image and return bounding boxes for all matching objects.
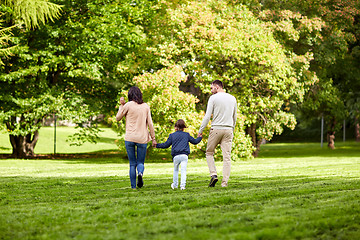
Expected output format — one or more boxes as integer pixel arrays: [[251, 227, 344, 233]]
[[197, 133, 203, 138], [152, 139, 157, 148]]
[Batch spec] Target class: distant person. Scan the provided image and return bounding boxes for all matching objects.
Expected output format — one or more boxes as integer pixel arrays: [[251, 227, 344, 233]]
[[199, 80, 237, 187], [155, 119, 202, 190], [116, 86, 157, 189]]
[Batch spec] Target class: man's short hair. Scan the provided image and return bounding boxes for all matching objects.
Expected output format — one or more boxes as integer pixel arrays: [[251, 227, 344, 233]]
[[211, 80, 223, 88]]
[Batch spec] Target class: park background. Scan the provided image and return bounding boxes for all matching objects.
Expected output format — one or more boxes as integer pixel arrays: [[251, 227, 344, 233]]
[[1, 0, 360, 239]]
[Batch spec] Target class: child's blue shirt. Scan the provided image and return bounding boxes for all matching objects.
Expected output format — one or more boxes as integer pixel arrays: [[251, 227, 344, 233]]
[[156, 131, 202, 158]]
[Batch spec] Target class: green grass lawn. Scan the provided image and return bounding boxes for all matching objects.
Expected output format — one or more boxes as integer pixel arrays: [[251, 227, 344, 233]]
[[0, 128, 359, 239]]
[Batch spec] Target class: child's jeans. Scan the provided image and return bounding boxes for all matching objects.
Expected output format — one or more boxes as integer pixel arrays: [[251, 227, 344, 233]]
[[173, 154, 188, 188]]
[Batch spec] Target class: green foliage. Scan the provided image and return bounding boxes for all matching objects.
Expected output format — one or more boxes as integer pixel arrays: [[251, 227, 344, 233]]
[[2, 0, 62, 29], [66, 126, 103, 146], [0, 21, 16, 65], [134, 66, 202, 137], [2, 0, 359, 157], [231, 116, 255, 160], [300, 78, 347, 131], [0, 0, 159, 155], [0, 0, 62, 65], [112, 66, 207, 157], [0, 93, 62, 136], [252, 0, 360, 137], [47, 0, 157, 89], [145, 0, 313, 156], [0, 0, 62, 67]]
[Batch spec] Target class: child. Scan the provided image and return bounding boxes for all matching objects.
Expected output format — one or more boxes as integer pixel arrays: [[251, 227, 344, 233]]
[[155, 119, 202, 190]]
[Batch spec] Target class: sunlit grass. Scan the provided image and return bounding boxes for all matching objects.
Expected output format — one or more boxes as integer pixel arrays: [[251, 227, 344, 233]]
[[0, 128, 360, 239]]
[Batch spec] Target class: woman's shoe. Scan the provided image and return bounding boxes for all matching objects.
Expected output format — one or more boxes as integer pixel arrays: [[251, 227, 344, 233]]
[[137, 173, 143, 188]]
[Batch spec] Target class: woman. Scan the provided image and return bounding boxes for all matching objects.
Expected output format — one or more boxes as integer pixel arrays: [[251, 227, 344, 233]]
[[116, 86, 157, 189]]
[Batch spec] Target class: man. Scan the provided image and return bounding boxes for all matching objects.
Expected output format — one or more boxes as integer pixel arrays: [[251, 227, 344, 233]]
[[199, 80, 237, 187]]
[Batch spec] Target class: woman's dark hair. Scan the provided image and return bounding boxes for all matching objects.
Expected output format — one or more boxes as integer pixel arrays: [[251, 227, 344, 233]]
[[175, 119, 187, 130], [128, 86, 144, 104]]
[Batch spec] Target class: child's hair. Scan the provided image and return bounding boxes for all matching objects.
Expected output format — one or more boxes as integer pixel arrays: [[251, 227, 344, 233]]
[[175, 119, 187, 130]]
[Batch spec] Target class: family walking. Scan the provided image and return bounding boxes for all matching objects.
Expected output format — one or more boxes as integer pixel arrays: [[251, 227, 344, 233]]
[[116, 80, 237, 190]]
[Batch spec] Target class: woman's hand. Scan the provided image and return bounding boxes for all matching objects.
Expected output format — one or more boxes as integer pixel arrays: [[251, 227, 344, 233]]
[[120, 97, 126, 106], [152, 139, 157, 148]]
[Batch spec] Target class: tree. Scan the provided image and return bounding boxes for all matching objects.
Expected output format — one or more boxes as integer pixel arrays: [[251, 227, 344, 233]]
[[0, 0, 157, 158], [250, 0, 360, 147], [0, 0, 63, 157], [142, 0, 315, 157]]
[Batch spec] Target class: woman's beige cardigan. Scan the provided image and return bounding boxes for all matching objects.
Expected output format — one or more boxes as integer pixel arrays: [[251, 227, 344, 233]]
[[116, 101, 156, 144]]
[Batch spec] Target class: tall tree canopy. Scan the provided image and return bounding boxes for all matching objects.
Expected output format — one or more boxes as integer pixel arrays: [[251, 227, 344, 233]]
[[140, 0, 316, 157], [0, 0, 157, 158], [2, 0, 358, 159], [251, 0, 360, 147]]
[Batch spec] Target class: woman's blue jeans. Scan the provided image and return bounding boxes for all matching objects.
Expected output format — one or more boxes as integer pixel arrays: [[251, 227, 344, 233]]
[[125, 141, 148, 188]]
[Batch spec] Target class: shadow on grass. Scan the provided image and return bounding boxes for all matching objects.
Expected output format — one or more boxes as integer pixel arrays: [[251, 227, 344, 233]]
[[2, 141, 358, 163], [259, 141, 360, 158], [0, 149, 174, 164], [0, 150, 125, 163], [97, 136, 119, 144]]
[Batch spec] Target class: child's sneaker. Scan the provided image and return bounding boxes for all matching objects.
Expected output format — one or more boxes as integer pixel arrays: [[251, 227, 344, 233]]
[[180, 187, 186, 190]]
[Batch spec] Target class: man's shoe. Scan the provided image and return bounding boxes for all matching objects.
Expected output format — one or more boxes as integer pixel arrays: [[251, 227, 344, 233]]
[[180, 187, 186, 190], [171, 183, 176, 189], [137, 173, 143, 188], [208, 175, 218, 187]]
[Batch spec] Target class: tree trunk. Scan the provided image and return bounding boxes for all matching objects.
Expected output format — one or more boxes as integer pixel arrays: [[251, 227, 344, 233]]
[[9, 131, 39, 158], [246, 123, 262, 157], [10, 135, 27, 158], [355, 118, 360, 142], [253, 139, 263, 158]]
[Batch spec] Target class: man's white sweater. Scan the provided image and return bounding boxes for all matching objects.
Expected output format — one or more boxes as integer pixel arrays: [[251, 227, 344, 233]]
[[199, 92, 237, 133]]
